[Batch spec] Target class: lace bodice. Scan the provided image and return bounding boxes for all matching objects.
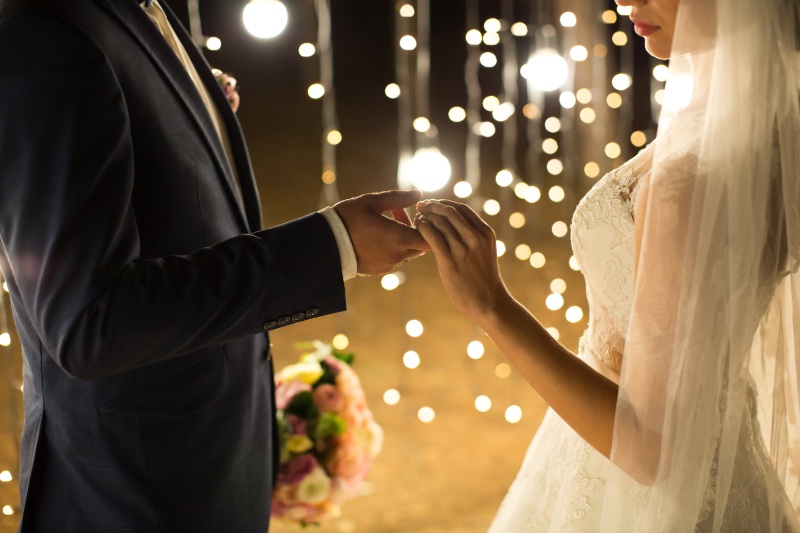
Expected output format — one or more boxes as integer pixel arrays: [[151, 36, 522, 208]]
[[570, 145, 653, 373]]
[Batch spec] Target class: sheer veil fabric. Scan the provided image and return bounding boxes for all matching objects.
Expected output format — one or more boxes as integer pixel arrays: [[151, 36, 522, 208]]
[[601, 0, 800, 530]]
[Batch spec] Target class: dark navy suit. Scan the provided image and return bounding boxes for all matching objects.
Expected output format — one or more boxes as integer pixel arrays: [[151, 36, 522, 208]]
[[0, 0, 347, 530]]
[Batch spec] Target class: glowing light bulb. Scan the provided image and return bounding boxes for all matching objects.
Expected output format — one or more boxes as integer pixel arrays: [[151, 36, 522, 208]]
[[576, 88, 592, 103], [399, 4, 414, 17], [510, 22, 528, 36], [385, 83, 401, 99], [617, 5, 632, 16], [550, 278, 567, 294], [607, 92, 623, 108], [483, 32, 500, 46], [570, 45, 588, 61], [495, 170, 514, 187], [466, 29, 483, 45], [521, 49, 568, 92], [559, 91, 576, 109], [482, 96, 500, 111], [483, 199, 500, 216], [406, 320, 424, 337], [569, 255, 581, 271], [566, 306, 584, 323], [0, 471, 11, 482], [403, 350, 421, 369], [298, 43, 316, 57], [399, 35, 417, 50], [546, 159, 563, 175], [480, 52, 498, 68], [418, 407, 435, 423], [495, 363, 512, 378], [205, 37, 222, 51], [515, 244, 532, 261], [523, 103, 541, 119], [605, 142, 622, 159], [653, 64, 669, 82], [612, 73, 633, 91], [453, 181, 472, 198], [326, 130, 342, 145], [524, 186, 541, 203], [484, 18, 501, 32], [547, 327, 560, 340], [475, 395, 492, 412], [413, 117, 431, 132], [492, 102, 515, 122], [542, 138, 558, 154], [584, 162, 600, 178], [552, 221, 569, 238], [509, 212, 526, 228], [514, 182, 529, 199], [243, 0, 288, 39], [448, 106, 466, 122], [530, 252, 546, 268], [496, 240, 506, 257], [405, 148, 451, 192], [0, 333, 11, 347], [308, 83, 325, 99], [544, 117, 561, 133], [381, 273, 401, 290], [579, 108, 596, 123], [3, 505, 13, 516], [560, 12, 577, 27], [612, 31, 628, 46], [548, 186, 565, 202], [602, 10, 617, 24], [477, 122, 496, 137], [467, 341, 485, 359], [631, 131, 647, 147], [384, 389, 401, 405], [332, 334, 349, 350], [546, 293, 565, 310], [505, 405, 522, 423]]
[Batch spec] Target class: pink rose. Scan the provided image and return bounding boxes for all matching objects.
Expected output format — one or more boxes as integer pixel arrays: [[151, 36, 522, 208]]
[[278, 453, 318, 486], [286, 414, 307, 435], [275, 380, 311, 411], [327, 434, 369, 490], [312, 384, 344, 413]]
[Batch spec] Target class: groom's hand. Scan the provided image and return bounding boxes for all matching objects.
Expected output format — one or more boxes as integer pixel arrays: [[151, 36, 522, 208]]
[[334, 190, 431, 275]]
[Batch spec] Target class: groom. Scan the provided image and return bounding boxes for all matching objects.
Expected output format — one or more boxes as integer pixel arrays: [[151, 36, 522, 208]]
[[0, 0, 427, 530]]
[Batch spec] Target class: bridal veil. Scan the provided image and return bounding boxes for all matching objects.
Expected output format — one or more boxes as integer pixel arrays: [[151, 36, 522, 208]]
[[600, 0, 800, 530]]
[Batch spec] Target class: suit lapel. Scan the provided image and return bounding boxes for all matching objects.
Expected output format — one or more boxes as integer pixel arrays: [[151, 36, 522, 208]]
[[98, 0, 255, 232]]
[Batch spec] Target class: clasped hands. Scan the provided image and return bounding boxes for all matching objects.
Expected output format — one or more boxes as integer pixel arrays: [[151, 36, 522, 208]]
[[334, 191, 505, 321]]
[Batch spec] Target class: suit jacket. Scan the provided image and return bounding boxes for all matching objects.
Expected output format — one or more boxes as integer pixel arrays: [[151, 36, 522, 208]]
[[0, 0, 347, 530]]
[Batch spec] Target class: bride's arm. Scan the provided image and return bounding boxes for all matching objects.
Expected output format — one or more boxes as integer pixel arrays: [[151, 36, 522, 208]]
[[416, 200, 620, 459]]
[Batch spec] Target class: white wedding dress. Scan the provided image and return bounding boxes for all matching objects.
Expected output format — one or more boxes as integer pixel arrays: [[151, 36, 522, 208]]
[[487, 133, 798, 532]]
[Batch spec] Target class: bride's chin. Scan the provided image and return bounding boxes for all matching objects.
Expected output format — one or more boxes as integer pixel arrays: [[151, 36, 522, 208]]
[[644, 39, 672, 61]]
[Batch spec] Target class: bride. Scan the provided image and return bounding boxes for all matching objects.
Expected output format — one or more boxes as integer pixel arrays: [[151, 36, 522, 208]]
[[416, 0, 800, 530]]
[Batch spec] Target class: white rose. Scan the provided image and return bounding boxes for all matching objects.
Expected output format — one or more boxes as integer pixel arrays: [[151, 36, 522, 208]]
[[297, 467, 332, 504]]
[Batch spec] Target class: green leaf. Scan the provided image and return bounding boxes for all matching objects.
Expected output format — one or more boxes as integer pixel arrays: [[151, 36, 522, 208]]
[[314, 412, 346, 441], [332, 349, 355, 366], [285, 391, 318, 419]]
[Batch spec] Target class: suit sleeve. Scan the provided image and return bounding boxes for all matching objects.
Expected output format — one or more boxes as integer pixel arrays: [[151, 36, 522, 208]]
[[0, 12, 346, 380]]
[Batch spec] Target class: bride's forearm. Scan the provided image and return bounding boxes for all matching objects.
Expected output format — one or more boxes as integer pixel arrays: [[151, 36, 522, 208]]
[[472, 291, 619, 459]]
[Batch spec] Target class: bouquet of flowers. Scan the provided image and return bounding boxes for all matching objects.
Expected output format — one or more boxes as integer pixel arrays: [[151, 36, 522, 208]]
[[272, 341, 383, 526]]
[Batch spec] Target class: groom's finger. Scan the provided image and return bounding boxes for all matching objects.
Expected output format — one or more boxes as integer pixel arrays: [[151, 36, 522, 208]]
[[370, 189, 424, 211], [389, 207, 413, 226]]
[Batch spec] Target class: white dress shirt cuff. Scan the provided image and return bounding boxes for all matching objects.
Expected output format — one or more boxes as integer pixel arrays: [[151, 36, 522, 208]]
[[318, 207, 357, 281]]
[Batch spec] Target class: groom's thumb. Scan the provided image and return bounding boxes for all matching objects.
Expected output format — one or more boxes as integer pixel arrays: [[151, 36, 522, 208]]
[[371, 189, 424, 210]]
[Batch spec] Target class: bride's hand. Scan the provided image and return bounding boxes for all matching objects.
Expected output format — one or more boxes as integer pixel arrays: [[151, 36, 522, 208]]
[[416, 200, 508, 320]]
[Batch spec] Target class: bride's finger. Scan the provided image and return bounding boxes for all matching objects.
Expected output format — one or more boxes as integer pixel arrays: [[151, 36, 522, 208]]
[[417, 202, 476, 244], [416, 216, 451, 256], [435, 200, 494, 237], [420, 212, 466, 254]]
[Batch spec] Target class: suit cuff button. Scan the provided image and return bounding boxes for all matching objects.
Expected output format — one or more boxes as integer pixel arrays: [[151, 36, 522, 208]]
[[306, 308, 320, 318], [263, 321, 278, 331], [277, 316, 291, 326]]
